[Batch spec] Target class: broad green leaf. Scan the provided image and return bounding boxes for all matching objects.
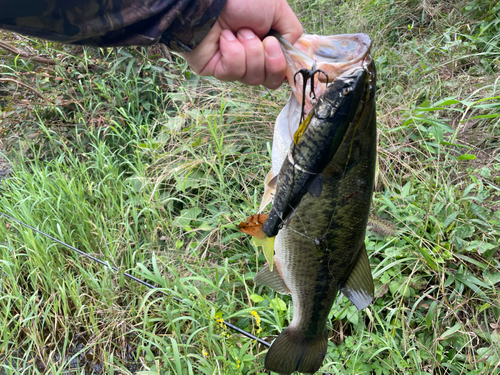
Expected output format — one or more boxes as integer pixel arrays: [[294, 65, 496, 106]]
[[430, 125, 444, 143], [416, 107, 445, 112], [455, 254, 488, 270], [252, 235, 276, 271], [440, 141, 472, 149], [455, 273, 491, 301], [401, 181, 411, 197], [478, 303, 491, 313], [427, 300, 437, 329], [270, 297, 287, 311], [457, 154, 476, 161], [417, 246, 438, 270], [413, 117, 455, 133], [127, 176, 143, 192], [466, 113, 500, 121], [439, 323, 461, 340], [465, 241, 495, 254], [437, 99, 461, 106], [473, 95, 500, 104], [483, 271, 500, 286], [176, 207, 202, 228], [443, 211, 459, 227], [418, 100, 431, 108], [249, 294, 265, 303]]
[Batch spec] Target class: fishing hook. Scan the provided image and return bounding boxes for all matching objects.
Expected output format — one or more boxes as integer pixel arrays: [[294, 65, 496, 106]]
[[293, 61, 329, 125]]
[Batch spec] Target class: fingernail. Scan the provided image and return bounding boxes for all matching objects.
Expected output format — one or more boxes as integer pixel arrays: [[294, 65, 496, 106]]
[[266, 40, 282, 59], [239, 29, 255, 40], [222, 29, 236, 42]]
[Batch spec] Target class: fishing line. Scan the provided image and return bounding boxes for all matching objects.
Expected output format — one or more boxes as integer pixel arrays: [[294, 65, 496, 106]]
[[0, 210, 271, 348]]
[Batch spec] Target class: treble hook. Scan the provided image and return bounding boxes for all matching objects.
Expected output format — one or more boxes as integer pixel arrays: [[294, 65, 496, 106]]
[[293, 61, 329, 124]]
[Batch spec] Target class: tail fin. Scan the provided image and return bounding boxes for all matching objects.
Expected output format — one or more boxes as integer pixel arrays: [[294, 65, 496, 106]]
[[265, 328, 327, 374]]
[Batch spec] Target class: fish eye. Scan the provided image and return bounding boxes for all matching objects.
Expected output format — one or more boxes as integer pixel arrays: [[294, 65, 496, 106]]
[[342, 86, 352, 95]]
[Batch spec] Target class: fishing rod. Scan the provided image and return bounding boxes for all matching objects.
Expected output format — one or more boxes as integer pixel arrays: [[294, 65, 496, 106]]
[[0, 210, 271, 348], [1, 211, 340, 375]]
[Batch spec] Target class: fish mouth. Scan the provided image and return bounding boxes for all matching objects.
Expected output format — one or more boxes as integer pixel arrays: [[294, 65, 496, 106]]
[[269, 31, 372, 114]]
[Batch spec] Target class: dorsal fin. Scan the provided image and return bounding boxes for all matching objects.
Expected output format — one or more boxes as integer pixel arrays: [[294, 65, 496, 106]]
[[340, 244, 374, 310]]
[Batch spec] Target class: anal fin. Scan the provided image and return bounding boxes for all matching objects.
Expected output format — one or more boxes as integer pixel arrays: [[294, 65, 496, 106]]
[[340, 243, 374, 310], [254, 262, 290, 295]]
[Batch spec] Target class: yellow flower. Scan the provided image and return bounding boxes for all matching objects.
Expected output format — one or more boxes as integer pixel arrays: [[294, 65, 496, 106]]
[[215, 316, 225, 329], [250, 310, 262, 334]]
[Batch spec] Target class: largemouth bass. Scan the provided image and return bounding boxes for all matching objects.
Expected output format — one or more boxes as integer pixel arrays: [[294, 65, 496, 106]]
[[254, 34, 377, 374]]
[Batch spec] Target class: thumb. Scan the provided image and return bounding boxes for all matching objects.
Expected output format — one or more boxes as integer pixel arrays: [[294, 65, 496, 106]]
[[272, 0, 303, 44]]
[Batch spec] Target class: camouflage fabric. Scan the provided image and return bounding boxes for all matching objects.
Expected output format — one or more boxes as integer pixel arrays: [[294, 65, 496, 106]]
[[0, 0, 226, 52]]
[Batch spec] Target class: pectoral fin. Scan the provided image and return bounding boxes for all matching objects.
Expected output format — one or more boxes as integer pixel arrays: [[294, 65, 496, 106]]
[[340, 244, 374, 310], [259, 170, 277, 213], [254, 262, 290, 295]]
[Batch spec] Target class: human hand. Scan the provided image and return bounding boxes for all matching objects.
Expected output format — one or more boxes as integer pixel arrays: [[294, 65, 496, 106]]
[[182, 0, 302, 89]]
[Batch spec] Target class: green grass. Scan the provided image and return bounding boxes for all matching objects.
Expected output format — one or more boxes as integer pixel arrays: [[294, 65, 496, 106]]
[[1, 0, 500, 374]]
